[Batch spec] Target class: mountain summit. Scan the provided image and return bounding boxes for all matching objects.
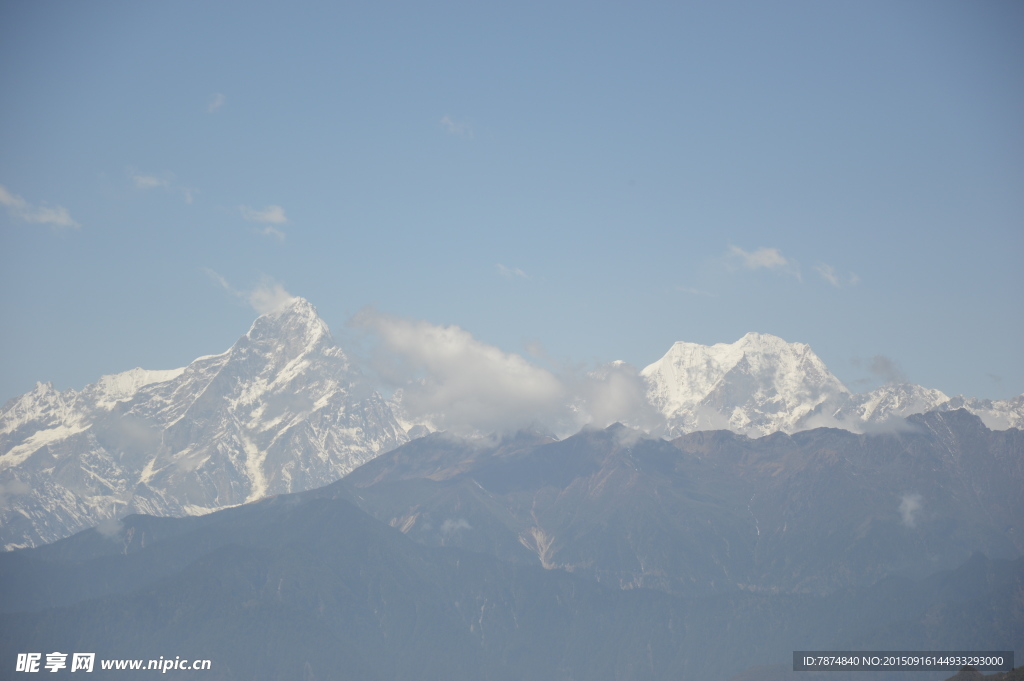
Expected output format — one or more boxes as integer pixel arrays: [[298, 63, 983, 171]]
[[0, 298, 407, 549], [642, 333, 850, 436], [641, 333, 1022, 437]]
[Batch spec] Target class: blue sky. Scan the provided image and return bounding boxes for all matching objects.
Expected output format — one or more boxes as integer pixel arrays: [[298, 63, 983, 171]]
[[1, 0, 1022, 404]]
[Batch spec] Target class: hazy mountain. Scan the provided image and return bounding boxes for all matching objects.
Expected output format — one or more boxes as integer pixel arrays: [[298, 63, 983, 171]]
[[1, 419, 1019, 681], [330, 410, 1023, 599], [0, 298, 407, 550]]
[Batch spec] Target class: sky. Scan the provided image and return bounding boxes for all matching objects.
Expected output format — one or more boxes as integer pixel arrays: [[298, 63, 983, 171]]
[[1, 0, 1022, 406]]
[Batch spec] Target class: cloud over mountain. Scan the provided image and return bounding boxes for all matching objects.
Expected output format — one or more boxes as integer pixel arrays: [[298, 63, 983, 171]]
[[355, 311, 566, 435]]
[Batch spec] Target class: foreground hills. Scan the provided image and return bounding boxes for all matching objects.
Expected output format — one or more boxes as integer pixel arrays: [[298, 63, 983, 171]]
[[1, 413, 1020, 680], [335, 409, 1023, 597]]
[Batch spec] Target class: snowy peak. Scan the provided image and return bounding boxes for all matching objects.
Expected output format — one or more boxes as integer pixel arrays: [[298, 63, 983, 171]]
[[647, 333, 843, 393], [934, 393, 1024, 431], [247, 296, 328, 338], [0, 297, 407, 550], [845, 382, 950, 425], [206, 297, 349, 407], [642, 333, 1022, 438], [86, 367, 186, 409], [241, 297, 333, 362], [1, 382, 67, 436], [642, 333, 849, 436]]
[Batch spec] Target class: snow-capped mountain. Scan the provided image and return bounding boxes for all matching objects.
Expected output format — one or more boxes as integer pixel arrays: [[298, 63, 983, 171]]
[[932, 393, 1024, 430], [0, 298, 407, 550], [641, 332, 851, 437], [842, 382, 951, 427], [641, 333, 1023, 437], [3, 312, 1020, 550]]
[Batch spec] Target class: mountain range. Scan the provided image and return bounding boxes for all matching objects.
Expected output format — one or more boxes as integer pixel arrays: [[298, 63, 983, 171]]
[[1, 298, 1020, 679], [334, 409, 1023, 597], [1, 298, 1021, 550]]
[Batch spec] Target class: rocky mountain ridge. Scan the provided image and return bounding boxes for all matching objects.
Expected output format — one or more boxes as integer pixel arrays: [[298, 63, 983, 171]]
[[0, 298, 407, 550]]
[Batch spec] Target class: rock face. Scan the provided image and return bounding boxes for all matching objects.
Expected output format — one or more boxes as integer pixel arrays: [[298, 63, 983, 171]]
[[0, 298, 407, 550]]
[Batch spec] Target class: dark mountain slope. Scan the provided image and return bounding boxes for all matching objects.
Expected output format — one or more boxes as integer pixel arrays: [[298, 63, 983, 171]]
[[2, 411, 1020, 680], [2, 493, 1019, 680], [331, 411, 1022, 597]]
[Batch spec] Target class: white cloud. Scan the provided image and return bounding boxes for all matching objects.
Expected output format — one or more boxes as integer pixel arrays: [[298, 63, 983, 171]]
[[858, 418, 923, 435], [575, 361, 663, 432], [203, 267, 233, 294], [440, 115, 473, 138], [815, 262, 840, 287], [814, 262, 859, 288], [95, 517, 123, 539], [240, 204, 288, 225], [899, 493, 923, 528], [248, 279, 296, 315], [131, 172, 169, 189], [677, 286, 715, 297], [355, 311, 565, 435], [728, 245, 792, 270], [356, 311, 669, 437], [203, 269, 295, 315], [129, 169, 196, 204], [208, 93, 226, 113], [440, 518, 471, 535], [258, 225, 286, 242], [497, 263, 529, 279], [0, 479, 31, 506], [0, 184, 79, 229]]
